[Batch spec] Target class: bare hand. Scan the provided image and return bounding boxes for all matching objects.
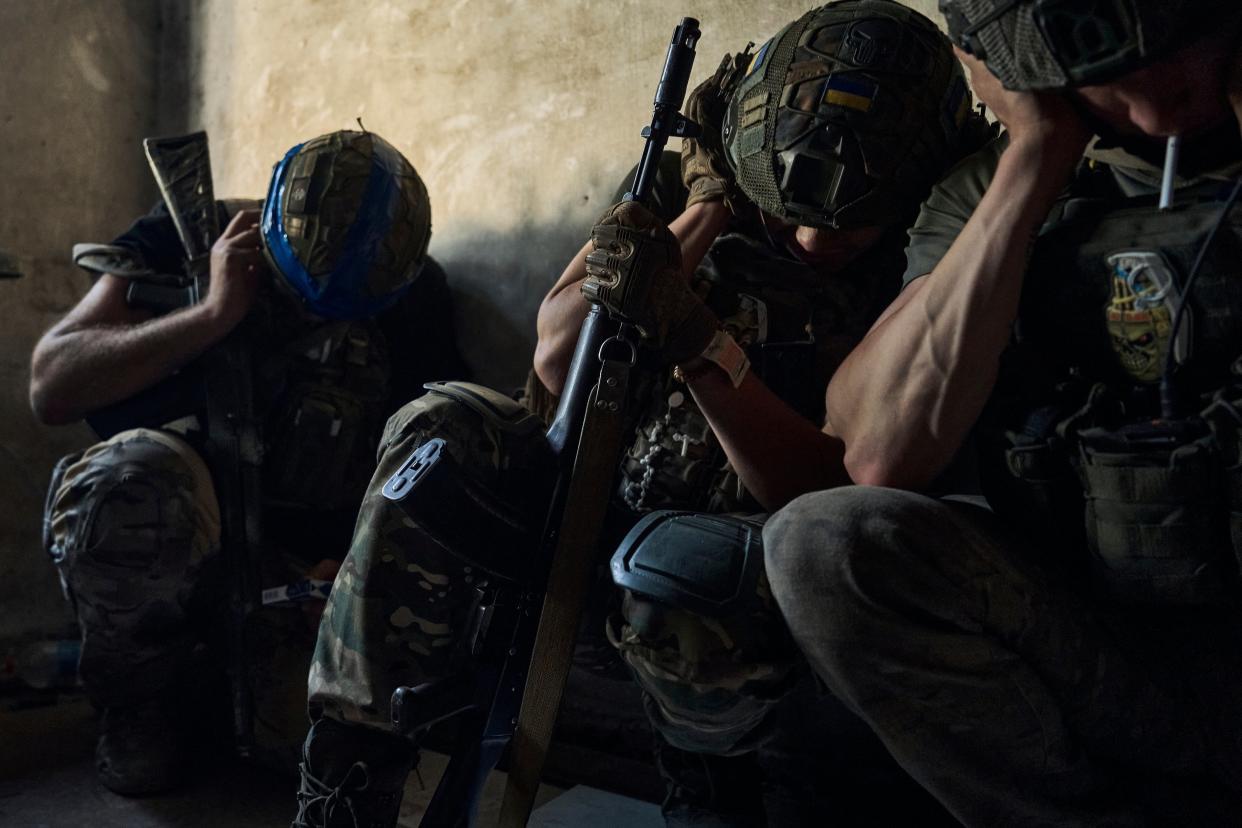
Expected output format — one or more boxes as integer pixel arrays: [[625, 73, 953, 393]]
[[205, 208, 266, 333], [956, 47, 1090, 156]]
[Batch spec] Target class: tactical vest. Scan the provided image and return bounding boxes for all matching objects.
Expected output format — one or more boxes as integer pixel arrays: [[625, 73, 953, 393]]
[[983, 167, 1242, 606], [252, 297, 393, 513], [617, 227, 903, 514]]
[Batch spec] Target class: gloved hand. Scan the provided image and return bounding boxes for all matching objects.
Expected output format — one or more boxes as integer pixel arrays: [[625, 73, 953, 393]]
[[682, 51, 752, 210], [582, 201, 719, 364]]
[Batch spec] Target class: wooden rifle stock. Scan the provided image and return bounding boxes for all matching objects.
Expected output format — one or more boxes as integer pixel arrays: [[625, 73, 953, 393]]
[[496, 18, 702, 826]]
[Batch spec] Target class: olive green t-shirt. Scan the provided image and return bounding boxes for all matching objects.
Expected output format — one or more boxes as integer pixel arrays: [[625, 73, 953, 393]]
[[901, 128, 1242, 287]]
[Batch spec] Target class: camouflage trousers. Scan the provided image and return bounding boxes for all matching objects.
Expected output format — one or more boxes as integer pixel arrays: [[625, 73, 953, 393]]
[[764, 486, 1242, 827], [43, 429, 221, 707], [307, 389, 549, 728]]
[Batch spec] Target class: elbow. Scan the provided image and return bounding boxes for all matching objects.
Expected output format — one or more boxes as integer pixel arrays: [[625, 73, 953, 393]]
[[843, 445, 931, 491], [28, 350, 80, 426], [532, 339, 567, 398], [29, 380, 76, 426]]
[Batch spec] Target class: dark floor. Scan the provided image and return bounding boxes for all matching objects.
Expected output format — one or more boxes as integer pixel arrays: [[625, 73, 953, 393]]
[[0, 668, 961, 827], [0, 688, 661, 828]]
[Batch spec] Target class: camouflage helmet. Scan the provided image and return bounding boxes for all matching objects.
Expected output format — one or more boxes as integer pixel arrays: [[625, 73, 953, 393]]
[[941, 0, 1238, 90], [722, 0, 981, 230], [261, 130, 432, 320]]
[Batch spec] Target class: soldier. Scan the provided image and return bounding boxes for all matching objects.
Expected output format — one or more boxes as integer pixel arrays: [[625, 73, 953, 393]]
[[294, 4, 991, 826], [31, 129, 463, 795], [764, 0, 1242, 824]]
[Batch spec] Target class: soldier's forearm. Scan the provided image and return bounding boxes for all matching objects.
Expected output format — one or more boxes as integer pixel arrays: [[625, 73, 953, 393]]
[[826, 136, 1081, 490], [688, 366, 848, 511], [30, 302, 232, 425]]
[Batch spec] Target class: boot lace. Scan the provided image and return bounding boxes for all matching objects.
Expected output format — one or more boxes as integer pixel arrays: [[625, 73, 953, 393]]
[[293, 759, 372, 828]]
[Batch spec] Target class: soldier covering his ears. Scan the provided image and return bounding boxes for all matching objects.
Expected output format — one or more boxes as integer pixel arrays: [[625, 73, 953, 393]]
[[31, 130, 463, 795]]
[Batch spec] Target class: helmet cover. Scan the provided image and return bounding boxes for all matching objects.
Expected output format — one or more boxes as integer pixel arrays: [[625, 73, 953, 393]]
[[261, 130, 432, 320], [940, 0, 1236, 90], [722, 0, 981, 229]]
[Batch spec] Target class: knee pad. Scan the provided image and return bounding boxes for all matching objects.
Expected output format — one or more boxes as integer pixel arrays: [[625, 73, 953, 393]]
[[379, 382, 555, 579], [44, 428, 220, 610], [608, 511, 803, 755]]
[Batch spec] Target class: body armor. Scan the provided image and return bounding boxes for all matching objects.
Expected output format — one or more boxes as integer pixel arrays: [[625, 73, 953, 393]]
[[984, 165, 1242, 604]]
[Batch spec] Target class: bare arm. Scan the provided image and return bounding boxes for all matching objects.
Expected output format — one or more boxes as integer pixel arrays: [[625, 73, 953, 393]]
[[685, 365, 849, 511], [825, 55, 1091, 490], [29, 209, 265, 425], [533, 201, 730, 395]]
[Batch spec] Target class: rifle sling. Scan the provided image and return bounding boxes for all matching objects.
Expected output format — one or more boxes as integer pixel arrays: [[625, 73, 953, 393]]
[[497, 363, 631, 826]]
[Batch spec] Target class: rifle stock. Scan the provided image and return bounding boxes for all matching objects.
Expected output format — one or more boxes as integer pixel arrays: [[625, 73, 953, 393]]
[[386, 20, 701, 825], [496, 18, 702, 826]]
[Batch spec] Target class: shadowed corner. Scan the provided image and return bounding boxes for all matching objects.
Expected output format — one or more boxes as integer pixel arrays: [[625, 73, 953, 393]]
[[0, 248, 22, 279], [432, 219, 592, 393]]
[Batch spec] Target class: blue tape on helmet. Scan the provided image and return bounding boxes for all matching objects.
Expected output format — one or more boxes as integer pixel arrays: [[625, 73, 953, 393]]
[[261, 137, 418, 320]]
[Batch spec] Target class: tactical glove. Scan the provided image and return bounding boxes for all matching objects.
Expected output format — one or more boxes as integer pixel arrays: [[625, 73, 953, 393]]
[[682, 51, 751, 210], [582, 201, 719, 364]]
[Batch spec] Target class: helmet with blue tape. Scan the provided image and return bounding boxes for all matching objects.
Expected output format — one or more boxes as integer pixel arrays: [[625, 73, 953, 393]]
[[261, 130, 432, 320]]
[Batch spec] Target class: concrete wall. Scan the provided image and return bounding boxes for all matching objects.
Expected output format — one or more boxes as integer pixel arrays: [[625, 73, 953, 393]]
[[0, 0, 943, 644], [186, 0, 942, 388], [0, 0, 165, 645]]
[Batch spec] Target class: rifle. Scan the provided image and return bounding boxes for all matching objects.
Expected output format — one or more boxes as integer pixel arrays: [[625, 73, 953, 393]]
[[384, 18, 702, 826], [142, 133, 264, 757]]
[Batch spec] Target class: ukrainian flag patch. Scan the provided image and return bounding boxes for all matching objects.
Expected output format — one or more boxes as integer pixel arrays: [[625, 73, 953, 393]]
[[747, 39, 772, 77], [823, 76, 877, 112]]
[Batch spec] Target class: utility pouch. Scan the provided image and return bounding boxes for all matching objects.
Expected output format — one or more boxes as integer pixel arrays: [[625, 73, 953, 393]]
[[990, 383, 1113, 560], [1202, 384, 1242, 574], [266, 383, 369, 511], [1077, 418, 1235, 605]]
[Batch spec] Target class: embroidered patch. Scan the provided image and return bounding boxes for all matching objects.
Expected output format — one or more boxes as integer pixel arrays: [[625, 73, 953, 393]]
[[1104, 251, 1190, 383], [823, 75, 878, 113]]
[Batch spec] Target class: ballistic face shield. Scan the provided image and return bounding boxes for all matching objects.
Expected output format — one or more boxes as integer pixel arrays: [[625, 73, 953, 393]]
[[941, 0, 1236, 90]]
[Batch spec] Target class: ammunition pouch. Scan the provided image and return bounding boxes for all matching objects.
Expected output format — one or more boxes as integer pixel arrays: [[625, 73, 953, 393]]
[[986, 382, 1116, 565], [266, 383, 372, 511], [610, 510, 765, 616], [1076, 418, 1236, 605], [381, 381, 554, 582], [1205, 387, 1242, 576]]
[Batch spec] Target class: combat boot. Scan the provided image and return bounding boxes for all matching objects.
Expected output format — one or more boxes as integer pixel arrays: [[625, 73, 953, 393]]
[[292, 717, 416, 828], [655, 735, 765, 827], [95, 699, 185, 795]]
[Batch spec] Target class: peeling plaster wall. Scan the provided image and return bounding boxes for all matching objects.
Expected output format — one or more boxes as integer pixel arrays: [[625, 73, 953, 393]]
[[0, 1, 163, 643], [0, 0, 944, 645], [187, 0, 942, 389]]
